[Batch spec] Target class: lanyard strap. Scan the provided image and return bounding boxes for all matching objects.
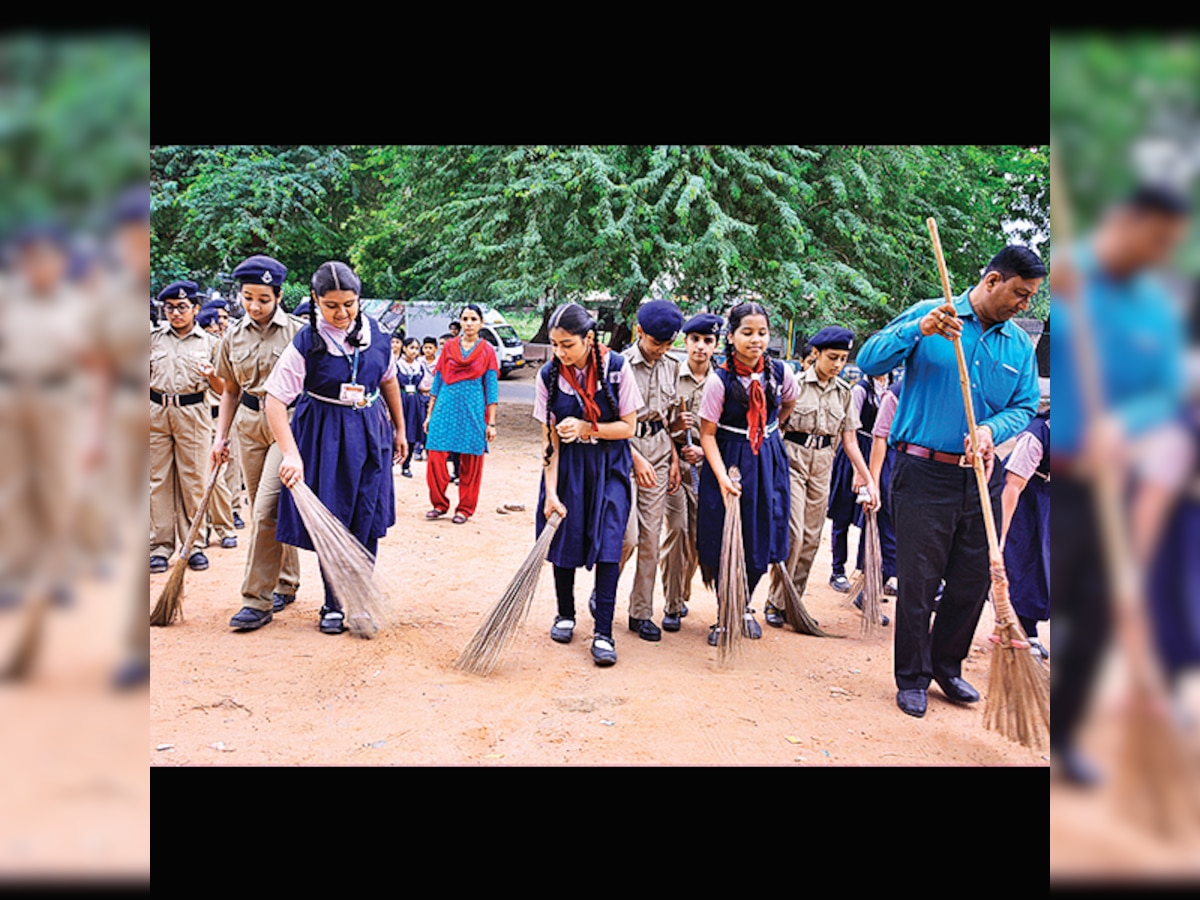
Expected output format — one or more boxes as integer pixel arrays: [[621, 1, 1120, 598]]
[[350, 347, 360, 385]]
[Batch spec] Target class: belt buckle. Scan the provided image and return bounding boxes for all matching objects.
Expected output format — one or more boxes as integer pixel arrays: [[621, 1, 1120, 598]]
[[805, 434, 817, 449], [957, 453, 971, 468]]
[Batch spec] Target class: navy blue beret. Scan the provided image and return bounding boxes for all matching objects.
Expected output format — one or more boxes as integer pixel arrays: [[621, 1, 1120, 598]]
[[156, 280, 200, 303], [637, 299, 684, 342], [10, 222, 68, 251], [809, 326, 854, 351], [232, 254, 288, 287], [292, 300, 311, 318], [200, 298, 229, 312], [682, 312, 723, 336], [111, 185, 150, 225], [197, 308, 220, 328]]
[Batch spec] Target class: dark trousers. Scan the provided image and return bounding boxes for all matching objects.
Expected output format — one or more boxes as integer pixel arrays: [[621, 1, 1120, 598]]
[[890, 452, 1002, 691], [555, 563, 619, 638], [1050, 476, 1111, 751], [830, 508, 857, 578], [320, 534, 378, 612]]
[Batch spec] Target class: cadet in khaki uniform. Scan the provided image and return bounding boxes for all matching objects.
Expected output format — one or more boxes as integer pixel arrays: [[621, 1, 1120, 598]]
[[213, 256, 304, 631], [202, 298, 246, 529], [765, 326, 878, 626], [150, 280, 225, 572], [659, 312, 721, 632], [618, 300, 683, 641], [198, 305, 238, 549]]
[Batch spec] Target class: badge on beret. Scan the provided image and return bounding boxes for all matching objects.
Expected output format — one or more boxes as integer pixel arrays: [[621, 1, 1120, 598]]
[[261, 270, 273, 284], [178, 287, 187, 299]]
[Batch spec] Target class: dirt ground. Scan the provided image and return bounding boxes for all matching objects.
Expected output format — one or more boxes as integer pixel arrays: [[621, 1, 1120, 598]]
[[150, 367, 1052, 768]]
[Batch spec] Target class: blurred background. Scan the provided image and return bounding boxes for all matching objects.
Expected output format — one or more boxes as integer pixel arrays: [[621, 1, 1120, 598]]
[[0, 32, 149, 883], [1051, 33, 1200, 881]]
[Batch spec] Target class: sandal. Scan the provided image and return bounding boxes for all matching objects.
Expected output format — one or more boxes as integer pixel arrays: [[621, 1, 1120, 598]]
[[452, 514, 468, 524], [319, 608, 346, 634], [426, 509, 446, 519]]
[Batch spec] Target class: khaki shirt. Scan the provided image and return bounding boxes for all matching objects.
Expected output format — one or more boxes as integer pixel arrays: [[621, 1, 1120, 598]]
[[215, 304, 302, 397], [149, 322, 218, 395], [672, 359, 712, 448], [622, 342, 679, 424], [782, 365, 861, 452]]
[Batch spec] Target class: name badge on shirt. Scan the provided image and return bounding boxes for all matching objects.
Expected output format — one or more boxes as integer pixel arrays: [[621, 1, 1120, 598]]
[[340, 383, 366, 406]]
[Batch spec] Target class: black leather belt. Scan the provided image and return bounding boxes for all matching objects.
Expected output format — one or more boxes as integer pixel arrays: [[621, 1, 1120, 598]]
[[785, 431, 832, 449], [240, 392, 295, 412], [635, 419, 665, 438], [151, 389, 204, 407]]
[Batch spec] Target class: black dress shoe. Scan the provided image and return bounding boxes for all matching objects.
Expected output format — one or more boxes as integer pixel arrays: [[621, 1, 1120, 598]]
[[679, 603, 688, 618], [934, 676, 980, 704], [319, 607, 347, 634], [149, 556, 169, 574], [112, 658, 150, 689], [661, 611, 682, 632], [1054, 745, 1102, 787], [764, 605, 786, 628], [853, 593, 890, 626], [629, 616, 662, 642], [742, 609, 762, 639], [896, 689, 927, 717], [402, 467, 413, 478], [220, 536, 238, 549], [592, 634, 617, 666], [829, 574, 851, 593], [707, 625, 722, 647], [229, 607, 273, 630], [187, 552, 209, 571], [550, 615, 575, 643], [233, 512, 245, 529], [272, 592, 295, 613]]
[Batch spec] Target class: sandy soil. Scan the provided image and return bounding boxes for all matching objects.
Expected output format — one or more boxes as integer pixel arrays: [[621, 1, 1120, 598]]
[[150, 366, 1051, 768]]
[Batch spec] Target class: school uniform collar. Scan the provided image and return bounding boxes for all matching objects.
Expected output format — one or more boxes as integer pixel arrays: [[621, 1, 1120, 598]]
[[626, 341, 665, 368], [166, 322, 206, 341], [317, 314, 372, 351], [801, 362, 838, 390], [244, 303, 292, 332], [955, 288, 1017, 339], [682, 360, 711, 385]]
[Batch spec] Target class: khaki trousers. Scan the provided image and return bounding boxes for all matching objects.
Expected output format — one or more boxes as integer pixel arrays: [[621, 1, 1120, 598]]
[[767, 440, 835, 611], [620, 430, 673, 620], [660, 464, 699, 614], [206, 411, 236, 539], [235, 406, 299, 611], [149, 400, 210, 560]]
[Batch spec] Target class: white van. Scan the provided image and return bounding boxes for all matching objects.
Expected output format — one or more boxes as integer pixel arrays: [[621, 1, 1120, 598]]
[[400, 301, 526, 378]]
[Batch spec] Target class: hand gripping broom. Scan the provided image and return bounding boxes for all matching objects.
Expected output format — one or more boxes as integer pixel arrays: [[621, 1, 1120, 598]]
[[453, 510, 563, 675], [1050, 157, 1200, 837], [927, 217, 1050, 750]]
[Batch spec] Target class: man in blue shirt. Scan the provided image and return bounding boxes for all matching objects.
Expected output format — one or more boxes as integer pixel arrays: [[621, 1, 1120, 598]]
[[857, 245, 1045, 719]]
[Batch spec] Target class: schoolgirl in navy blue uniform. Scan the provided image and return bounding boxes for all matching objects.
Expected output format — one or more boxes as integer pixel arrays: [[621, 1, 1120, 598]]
[[535, 304, 641, 667], [395, 336, 430, 477], [265, 261, 407, 635], [999, 408, 1051, 658], [697, 302, 799, 646]]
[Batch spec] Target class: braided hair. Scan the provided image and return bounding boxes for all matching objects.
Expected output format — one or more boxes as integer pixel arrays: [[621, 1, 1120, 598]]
[[723, 301, 778, 412], [542, 303, 612, 467], [308, 261, 366, 360]]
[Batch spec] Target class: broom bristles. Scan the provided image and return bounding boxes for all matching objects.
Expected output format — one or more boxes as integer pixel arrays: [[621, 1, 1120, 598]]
[[0, 588, 52, 681], [981, 570, 1050, 749], [289, 481, 393, 639], [769, 564, 843, 639], [715, 468, 746, 667], [859, 508, 884, 637], [150, 463, 224, 627], [453, 511, 563, 675]]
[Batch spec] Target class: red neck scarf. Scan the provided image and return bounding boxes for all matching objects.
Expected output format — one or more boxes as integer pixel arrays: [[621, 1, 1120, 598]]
[[559, 345, 610, 428], [436, 336, 499, 385], [726, 353, 767, 454]]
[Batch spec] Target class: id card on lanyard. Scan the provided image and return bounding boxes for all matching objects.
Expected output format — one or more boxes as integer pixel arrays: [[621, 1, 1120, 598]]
[[339, 347, 365, 406]]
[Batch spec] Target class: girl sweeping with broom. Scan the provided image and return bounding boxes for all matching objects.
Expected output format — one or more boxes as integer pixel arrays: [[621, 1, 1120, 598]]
[[535, 303, 641, 667], [697, 302, 798, 647], [265, 261, 407, 635]]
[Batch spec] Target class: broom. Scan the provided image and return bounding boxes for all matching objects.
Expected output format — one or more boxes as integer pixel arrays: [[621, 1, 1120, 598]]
[[858, 507, 885, 637], [149, 462, 225, 626], [288, 480, 393, 639], [1050, 154, 1200, 836], [927, 216, 1050, 750], [453, 510, 563, 675], [714, 467, 747, 666]]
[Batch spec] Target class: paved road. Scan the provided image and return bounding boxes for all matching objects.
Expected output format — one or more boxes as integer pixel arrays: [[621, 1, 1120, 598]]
[[498, 363, 538, 404]]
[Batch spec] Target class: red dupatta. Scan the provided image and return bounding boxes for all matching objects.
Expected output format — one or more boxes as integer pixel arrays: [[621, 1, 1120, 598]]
[[436, 336, 499, 385]]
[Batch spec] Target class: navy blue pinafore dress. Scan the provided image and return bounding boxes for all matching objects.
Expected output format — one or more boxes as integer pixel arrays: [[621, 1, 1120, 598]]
[[697, 360, 791, 579], [535, 353, 633, 569], [1001, 410, 1050, 624], [276, 316, 396, 552], [395, 360, 426, 449]]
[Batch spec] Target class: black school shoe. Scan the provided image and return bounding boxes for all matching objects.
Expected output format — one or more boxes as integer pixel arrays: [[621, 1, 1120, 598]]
[[220, 536, 238, 549], [829, 573, 851, 593], [629, 616, 662, 642], [402, 466, 413, 478], [852, 593, 890, 626], [742, 609, 763, 639], [149, 556, 168, 574], [662, 610, 682, 632], [764, 605, 786, 628], [272, 592, 295, 613], [319, 607, 346, 634], [112, 658, 150, 689], [229, 607, 272, 630], [188, 552, 209, 571], [550, 615, 575, 644], [592, 634, 617, 666], [897, 689, 927, 718], [233, 512, 245, 529]]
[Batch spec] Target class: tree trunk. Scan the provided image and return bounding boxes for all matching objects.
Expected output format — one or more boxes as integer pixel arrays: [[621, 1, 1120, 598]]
[[610, 287, 642, 352], [530, 302, 556, 344]]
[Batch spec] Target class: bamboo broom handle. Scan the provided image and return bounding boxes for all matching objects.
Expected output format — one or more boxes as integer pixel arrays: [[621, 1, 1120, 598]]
[[925, 218, 1002, 566], [177, 462, 226, 562]]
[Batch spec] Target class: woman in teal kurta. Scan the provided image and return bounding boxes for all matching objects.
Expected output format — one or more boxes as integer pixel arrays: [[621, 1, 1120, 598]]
[[423, 304, 500, 523]]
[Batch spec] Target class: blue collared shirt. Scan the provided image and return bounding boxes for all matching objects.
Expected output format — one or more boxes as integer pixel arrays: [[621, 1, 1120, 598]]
[[855, 289, 1039, 453], [1050, 241, 1184, 456]]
